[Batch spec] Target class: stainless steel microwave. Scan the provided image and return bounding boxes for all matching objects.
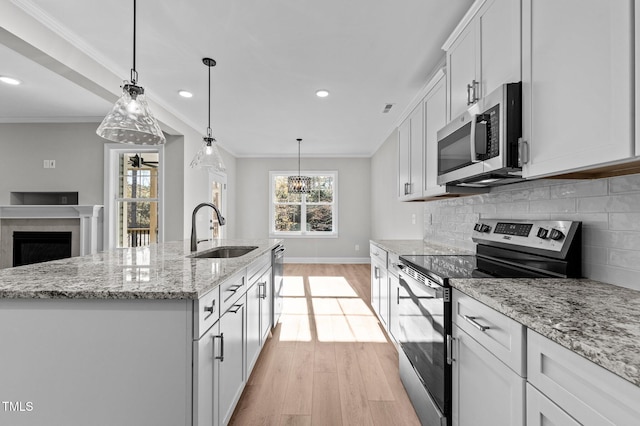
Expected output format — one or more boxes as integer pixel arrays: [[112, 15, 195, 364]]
[[436, 82, 523, 187]]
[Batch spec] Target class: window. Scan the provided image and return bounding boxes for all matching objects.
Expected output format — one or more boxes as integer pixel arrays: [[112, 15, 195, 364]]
[[270, 171, 337, 237], [104, 145, 163, 249]]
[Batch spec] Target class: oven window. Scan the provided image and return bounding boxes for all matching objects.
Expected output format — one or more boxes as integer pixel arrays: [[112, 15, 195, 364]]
[[438, 121, 474, 175], [398, 274, 446, 412]]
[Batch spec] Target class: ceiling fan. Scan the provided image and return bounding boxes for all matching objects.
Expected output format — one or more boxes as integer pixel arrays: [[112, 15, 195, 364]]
[[129, 154, 158, 168]]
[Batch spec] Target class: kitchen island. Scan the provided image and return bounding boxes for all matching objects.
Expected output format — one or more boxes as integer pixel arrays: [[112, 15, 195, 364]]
[[0, 238, 282, 426]]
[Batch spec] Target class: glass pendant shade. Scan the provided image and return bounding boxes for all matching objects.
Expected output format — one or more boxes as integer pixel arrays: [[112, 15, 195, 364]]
[[288, 138, 310, 194], [190, 137, 226, 172], [96, 84, 166, 145]]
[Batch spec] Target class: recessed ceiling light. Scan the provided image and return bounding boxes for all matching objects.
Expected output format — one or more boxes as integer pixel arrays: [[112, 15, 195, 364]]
[[315, 89, 329, 98], [0, 76, 21, 86], [178, 90, 193, 98]]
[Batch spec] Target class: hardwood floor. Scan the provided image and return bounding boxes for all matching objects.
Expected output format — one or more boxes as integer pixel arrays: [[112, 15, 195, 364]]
[[229, 264, 420, 426]]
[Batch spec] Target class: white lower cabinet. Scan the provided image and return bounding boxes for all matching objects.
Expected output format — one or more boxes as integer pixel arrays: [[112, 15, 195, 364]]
[[218, 296, 246, 426], [452, 325, 525, 426], [194, 320, 221, 426], [527, 330, 640, 426], [526, 384, 580, 426], [246, 280, 262, 376], [370, 243, 389, 327], [452, 289, 525, 426]]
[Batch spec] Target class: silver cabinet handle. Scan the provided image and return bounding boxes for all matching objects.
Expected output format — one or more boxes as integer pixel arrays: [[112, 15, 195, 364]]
[[396, 287, 400, 304], [204, 299, 216, 314], [446, 335, 454, 364], [374, 266, 380, 279], [226, 284, 242, 294], [518, 138, 529, 165], [463, 315, 490, 332], [213, 333, 224, 362], [228, 303, 243, 314], [258, 282, 267, 299], [467, 79, 479, 105]]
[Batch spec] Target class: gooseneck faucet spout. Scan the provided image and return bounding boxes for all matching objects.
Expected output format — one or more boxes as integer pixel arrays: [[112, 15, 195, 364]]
[[191, 202, 226, 252]]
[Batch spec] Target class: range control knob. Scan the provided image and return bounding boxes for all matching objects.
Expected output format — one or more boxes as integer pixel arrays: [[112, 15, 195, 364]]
[[536, 228, 549, 239], [474, 223, 491, 233], [549, 229, 565, 241]]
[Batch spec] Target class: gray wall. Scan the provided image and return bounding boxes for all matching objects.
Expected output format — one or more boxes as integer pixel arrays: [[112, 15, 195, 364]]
[[0, 123, 104, 205], [423, 175, 640, 291], [370, 128, 424, 240], [0, 122, 237, 243], [236, 157, 371, 261]]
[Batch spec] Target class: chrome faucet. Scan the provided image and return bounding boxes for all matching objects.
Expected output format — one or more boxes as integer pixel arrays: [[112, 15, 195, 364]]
[[191, 202, 226, 252]]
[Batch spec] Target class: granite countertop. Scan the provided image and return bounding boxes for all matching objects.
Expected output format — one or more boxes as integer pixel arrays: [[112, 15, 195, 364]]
[[370, 239, 473, 256], [0, 239, 282, 300], [370, 239, 640, 387], [450, 278, 640, 387]]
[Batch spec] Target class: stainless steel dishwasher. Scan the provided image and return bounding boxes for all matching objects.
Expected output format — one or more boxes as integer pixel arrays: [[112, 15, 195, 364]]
[[271, 244, 285, 327]]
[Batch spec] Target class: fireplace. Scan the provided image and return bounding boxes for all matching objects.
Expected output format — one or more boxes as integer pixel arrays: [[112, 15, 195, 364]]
[[13, 231, 72, 267]]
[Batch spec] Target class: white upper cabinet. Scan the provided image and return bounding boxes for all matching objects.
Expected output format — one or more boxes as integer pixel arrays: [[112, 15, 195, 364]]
[[521, 0, 634, 179], [397, 102, 424, 200], [444, 0, 522, 120], [423, 71, 448, 197]]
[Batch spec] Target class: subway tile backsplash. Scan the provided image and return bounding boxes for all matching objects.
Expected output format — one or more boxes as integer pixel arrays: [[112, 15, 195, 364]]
[[423, 175, 640, 291]]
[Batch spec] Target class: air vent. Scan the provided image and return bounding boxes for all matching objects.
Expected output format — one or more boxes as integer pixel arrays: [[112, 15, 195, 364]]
[[382, 103, 394, 113]]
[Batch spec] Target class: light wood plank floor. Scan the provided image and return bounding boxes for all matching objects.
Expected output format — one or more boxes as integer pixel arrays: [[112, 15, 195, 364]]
[[229, 264, 420, 426]]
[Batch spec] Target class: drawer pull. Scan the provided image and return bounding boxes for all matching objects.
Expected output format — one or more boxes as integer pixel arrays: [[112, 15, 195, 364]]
[[464, 315, 490, 332], [258, 282, 267, 299], [228, 303, 243, 314], [213, 333, 224, 362], [204, 299, 216, 313], [226, 284, 242, 294]]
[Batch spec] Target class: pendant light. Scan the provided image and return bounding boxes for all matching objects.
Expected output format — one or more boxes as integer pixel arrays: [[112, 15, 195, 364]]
[[96, 0, 165, 145], [287, 139, 311, 194], [190, 57, 226, 172]]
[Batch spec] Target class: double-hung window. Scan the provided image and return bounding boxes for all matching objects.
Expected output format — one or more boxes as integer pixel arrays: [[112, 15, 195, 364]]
[[270, 171, 338, 237]]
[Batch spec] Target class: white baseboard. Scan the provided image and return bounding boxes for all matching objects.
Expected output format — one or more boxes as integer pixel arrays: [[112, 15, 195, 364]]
[[284, 257, 370, 264]]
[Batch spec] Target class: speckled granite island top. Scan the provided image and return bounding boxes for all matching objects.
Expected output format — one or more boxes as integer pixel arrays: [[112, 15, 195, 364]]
[[451, 278, 640, 387], [0, 239, 282, 300]]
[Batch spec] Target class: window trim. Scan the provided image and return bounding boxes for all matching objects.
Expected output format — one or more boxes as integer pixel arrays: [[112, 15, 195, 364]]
[[269, 170, 338, 238], [104, 144, 164, 249]]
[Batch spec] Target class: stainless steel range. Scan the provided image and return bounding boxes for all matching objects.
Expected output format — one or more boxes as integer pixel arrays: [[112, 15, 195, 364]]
[[396, 219, 582, 426]]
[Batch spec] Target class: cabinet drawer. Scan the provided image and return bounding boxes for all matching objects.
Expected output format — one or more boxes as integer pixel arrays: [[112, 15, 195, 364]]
[[247, 251, 270, 283], [194, 287, 220, 339], [387, 252, 400, 277], [527, 330, 640, 425], [452, 289, 525, 375], [220, 269, 247, 314], [369, 243, 388, 265], [526, 383, 579, 426]]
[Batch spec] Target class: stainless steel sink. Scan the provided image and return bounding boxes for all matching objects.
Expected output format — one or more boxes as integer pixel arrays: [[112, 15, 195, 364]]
[[188, 246, 258, 259]]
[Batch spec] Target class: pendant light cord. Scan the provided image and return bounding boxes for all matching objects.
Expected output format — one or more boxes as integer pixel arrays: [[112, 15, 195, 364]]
[[207, 62, 211, 136], [131, 0, 138, 84], [297, 139, 302, 175]]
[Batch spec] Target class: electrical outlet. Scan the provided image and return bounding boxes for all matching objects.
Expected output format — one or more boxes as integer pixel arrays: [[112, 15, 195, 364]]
[[411, 213, 416, 225], [50, 160, 55, 168], [43, 160, 49, 169], [355, 244, 360, 251]]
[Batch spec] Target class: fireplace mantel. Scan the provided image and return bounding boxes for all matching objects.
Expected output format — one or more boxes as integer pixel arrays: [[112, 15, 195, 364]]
[[0, 205, 103, 256]]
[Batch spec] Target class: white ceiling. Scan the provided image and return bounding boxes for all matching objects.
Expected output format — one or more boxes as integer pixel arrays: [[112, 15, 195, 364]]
[[0, 0, 473, 157]]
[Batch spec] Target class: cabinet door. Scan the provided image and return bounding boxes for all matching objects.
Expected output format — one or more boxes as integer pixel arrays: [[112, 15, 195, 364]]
[[447, 22, 478, 120], [452, 325, 525, 426], [409, 103, 424, 198], [526, 384, 580, 426], [423, 72, 447, 196], [522, 0, 633, 178], [478, 0, 521, 97], [246, 282, 261, 374], [259, 268, 272, 343], [398, 118, 411, 198], [218, 297, 246, 426], [370, 261, 381, 317], [388, 272, 399, 342], [378, 263, 389, 328], [194, 322, 220, 426]]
